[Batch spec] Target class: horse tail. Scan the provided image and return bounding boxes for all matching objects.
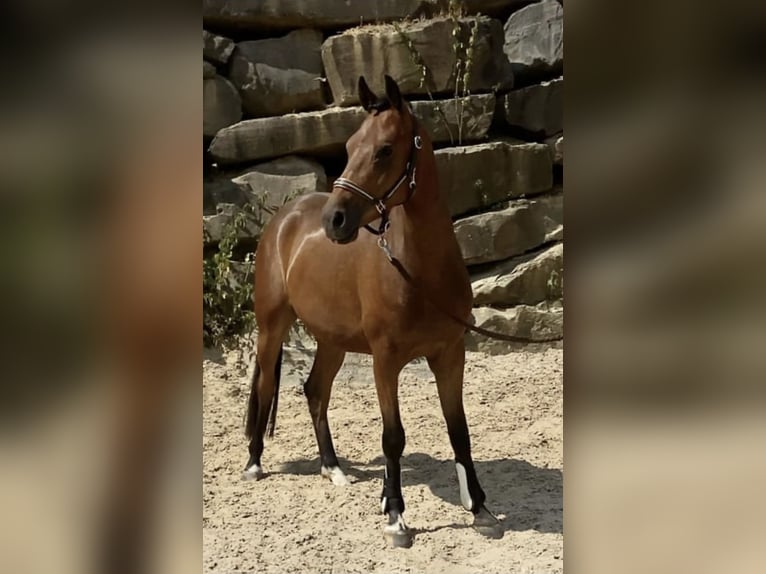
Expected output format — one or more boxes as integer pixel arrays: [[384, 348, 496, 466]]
[[244, 345, 283, 439], [267, 346, 283, 438]]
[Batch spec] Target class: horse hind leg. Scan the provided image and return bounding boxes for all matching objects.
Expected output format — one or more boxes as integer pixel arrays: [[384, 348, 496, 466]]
[[242, 307, 295, 481], [427, 340, 503, 539], [303, 342, 349, 486]]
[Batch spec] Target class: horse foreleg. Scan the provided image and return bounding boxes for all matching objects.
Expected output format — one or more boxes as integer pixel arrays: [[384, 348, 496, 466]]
[[428, 340, 502, 539], [304, 342, 348, 485], [372, 353, 412, 548]]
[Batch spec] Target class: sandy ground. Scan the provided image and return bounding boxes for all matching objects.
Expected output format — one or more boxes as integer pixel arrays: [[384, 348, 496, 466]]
[[203, 341, 562, 573]]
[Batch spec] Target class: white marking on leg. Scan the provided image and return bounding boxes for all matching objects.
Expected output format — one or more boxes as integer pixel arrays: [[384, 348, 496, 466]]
[[456, 462, 474, 511], [381, 466, 389, 513], [242, 463, 264, 481], [320, 465, 351, 486]]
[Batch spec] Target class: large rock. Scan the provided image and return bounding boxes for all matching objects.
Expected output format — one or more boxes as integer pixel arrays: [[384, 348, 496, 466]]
[[203, 0, 428, 31], [210, 106, 364, 165], [203, 1, 527, 31], [503, 0, 563, 76], [203, 157, 327, 243], [455, 193, 562, 265], [229, 29, 327, 118], [233, 156, 327, 213], [546, 225, 562, 242], [203, 61, 216, 79], [435, 141, 553, 217], [203, 30, 235, 65], [411, 94, 495, 145], [537, 193, 563, 241], [502, 77, 563, 136], [322, 17, 512, 106], [203, 75, 242, 138], [463, 0, 535, 15], [471, 242, 563, 306], [203, 204, 261, 244], [203, 177, 250, 216], [545, 133, 563, 165], [464, 302, 563, 353], [209, 94, 494, 165]]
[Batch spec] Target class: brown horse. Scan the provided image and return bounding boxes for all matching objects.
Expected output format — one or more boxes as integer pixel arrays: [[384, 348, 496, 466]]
[[244, 75, 501, 547]]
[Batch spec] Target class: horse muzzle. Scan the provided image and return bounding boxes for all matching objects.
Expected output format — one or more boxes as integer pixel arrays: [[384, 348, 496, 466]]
[[321, 204, 361, 244]]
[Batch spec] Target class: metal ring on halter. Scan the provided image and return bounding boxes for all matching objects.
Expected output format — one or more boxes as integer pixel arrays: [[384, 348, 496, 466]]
[[377, 234, 393, 261], [413, 135, 423, 150], [409, 166, 417, 191]]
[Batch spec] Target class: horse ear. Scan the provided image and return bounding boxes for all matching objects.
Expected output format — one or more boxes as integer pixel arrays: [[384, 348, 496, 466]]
[[384, 74, 402, 110], [358, 76, 377, 111]]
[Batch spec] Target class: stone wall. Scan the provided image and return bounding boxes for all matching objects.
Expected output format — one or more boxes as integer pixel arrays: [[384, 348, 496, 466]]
[[203, 0, 563, 353]]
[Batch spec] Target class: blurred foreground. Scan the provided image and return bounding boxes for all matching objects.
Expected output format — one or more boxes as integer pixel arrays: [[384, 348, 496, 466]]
[[568, 0, 766, 572], [0, 7, 201, 574]]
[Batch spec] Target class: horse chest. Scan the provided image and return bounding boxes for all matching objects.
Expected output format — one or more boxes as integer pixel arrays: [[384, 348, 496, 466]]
[[362, 279, 468, 346]]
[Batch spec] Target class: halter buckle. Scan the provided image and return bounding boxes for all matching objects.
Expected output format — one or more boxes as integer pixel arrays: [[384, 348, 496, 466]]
[[413, 135, 423, 150], [375, 201, 386, 216], [377, 235, 393, 262]]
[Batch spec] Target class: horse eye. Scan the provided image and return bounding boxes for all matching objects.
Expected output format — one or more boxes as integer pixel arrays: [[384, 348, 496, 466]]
[[375, 145, 393, 161]]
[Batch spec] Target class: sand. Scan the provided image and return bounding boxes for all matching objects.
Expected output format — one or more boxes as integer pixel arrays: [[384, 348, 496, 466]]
[[203, 341, 562, 573]]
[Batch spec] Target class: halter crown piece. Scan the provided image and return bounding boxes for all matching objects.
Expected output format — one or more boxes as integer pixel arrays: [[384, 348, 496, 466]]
[[332, 115, 422, 251]]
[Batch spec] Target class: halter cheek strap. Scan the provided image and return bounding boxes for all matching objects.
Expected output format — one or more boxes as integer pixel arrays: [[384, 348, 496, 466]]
[[332, 116, 422, 237]]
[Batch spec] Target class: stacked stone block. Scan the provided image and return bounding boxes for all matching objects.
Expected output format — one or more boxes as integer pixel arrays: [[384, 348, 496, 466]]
[[203, 0, 564, 352]]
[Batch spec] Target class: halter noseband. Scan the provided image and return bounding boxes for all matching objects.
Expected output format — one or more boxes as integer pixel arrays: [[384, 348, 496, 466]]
[[332, 115, 423, 238]]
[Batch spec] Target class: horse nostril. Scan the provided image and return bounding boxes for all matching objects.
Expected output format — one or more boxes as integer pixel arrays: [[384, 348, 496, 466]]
[[331, 210, 345, 229]]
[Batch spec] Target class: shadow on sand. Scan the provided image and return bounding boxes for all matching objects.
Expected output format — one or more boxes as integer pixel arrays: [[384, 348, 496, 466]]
[[279, 452, 562, 534]]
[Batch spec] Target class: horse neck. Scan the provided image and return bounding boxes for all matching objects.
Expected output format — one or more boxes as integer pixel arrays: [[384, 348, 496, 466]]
[[393, 139, 460, 267]]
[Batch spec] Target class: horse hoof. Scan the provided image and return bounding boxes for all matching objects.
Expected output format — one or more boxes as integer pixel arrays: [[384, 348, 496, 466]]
[[321, 465, 351, 486], [241, 463, 264, 481], [474, 522, 503, 539], [383, 526, 413, 548], [473, 505, 503, 539], [383, 514, 413, 548]]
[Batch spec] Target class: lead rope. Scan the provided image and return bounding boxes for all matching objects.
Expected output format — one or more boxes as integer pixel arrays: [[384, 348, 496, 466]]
[[384, 255, 563, 344], [374, 138, 561, 344]]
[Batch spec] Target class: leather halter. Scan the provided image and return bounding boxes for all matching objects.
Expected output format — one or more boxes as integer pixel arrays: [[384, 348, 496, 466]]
[[332, 115, 422, 237]]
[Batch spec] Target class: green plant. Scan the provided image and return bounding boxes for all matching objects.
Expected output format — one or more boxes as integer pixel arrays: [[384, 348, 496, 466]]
[[203, 188, 307, 349], [393, 1, 481, 146], [459, 16, 481, 143], [203, 204, 257, 348]]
